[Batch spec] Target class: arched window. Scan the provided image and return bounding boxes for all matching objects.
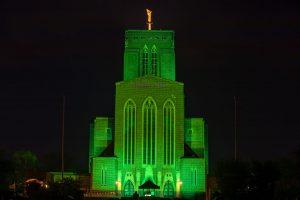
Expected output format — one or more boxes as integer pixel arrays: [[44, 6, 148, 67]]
[[124, 180, 134, 197], [142, 97, 156, 165], [163, 180, 174, 198], [142, 45, 148, 76], [163, 100, 175, 165], [151, 45, 157, 75], [124, 100, 136, 165]]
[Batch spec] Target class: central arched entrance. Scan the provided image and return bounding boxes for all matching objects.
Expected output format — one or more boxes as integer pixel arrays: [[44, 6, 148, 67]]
[[124, 180, 134, 197], [163, 180, 174, 198]]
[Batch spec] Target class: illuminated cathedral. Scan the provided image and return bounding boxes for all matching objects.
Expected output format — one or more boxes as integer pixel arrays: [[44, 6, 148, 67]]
[[89, 11, 208, 199]]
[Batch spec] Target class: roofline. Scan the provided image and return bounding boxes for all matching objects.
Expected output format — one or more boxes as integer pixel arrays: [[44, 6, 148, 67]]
[[116, 75, 183, 86], [125, 29, 174, 33]]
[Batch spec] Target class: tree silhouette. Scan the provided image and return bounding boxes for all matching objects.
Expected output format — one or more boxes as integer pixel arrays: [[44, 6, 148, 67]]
[[12, 150, 38, 184]]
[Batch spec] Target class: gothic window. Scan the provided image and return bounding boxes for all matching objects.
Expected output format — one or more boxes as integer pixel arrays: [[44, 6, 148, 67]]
[[163, 180, 174, 198], [163, 100, 175, 165], [124, 100, 136, 165], [142, 97, 156, 165], [124, 180, 134, 196], [151, 45, 157, 75], [142, 45, 148, 76]]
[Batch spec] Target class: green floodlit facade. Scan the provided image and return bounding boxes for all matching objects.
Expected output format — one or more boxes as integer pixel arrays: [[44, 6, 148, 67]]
[[89, 29, 208, 198]]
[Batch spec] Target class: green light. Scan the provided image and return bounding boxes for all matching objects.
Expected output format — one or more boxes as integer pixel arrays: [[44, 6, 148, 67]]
[[124, 30, 175, 81], [89, 29, 208, 199]]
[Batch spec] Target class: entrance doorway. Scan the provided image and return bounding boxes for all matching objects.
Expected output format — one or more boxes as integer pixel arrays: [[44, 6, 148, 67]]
[[163, 180, 174, 198], [124, 180, 134, 197]]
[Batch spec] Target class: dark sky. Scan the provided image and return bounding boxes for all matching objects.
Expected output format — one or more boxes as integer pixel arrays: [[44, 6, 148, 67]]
[[0, 0, 299, 171]]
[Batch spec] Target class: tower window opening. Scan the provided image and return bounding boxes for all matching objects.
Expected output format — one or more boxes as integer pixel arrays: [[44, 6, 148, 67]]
[[151, 45, 157, 75], [142, 45, 149, 76]]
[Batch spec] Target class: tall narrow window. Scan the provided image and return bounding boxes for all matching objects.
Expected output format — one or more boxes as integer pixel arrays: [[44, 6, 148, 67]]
[[151, 45, 157, 75], [101, 168, 106, 185], [194, 169, 197, 186], [142, 97, 156, 165], [142, 45, 148, 76], [124, 100, 136, 164], [163, 100, 175, 165]]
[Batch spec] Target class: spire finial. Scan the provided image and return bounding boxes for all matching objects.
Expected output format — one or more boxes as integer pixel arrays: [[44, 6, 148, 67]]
[[146, 9, 152, 30]]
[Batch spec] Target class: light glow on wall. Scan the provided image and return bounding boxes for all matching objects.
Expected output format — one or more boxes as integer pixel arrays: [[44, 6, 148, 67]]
[[89, 27, 208, 199]]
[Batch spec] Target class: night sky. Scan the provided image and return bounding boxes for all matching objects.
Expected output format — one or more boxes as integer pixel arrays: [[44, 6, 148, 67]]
[[1, 0, 299, 171]]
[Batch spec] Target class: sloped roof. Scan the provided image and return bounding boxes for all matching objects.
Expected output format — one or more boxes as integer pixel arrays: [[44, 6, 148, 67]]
[[183, 143, 199, 158], [139, 179, 160, 189], [99, 142, 115, 157]]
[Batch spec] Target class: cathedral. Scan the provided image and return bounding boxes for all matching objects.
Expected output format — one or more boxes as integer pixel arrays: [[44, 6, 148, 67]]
[[89, 12, 208, 199]]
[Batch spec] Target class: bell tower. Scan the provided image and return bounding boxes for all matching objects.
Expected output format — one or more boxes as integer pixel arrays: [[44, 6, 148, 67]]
[[123, 30, 175, 81], [123, 10, 176, 81]]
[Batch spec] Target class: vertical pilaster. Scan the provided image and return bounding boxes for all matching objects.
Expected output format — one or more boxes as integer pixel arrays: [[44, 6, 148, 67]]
[[136, 170, 140, 191], [117, 170, 122, 196], [157, 171, 162, 197]]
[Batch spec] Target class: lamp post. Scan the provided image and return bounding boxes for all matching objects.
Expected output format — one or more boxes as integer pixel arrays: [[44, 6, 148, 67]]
[[61, 95, 65, 180], [234, 96, 238, 161]]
